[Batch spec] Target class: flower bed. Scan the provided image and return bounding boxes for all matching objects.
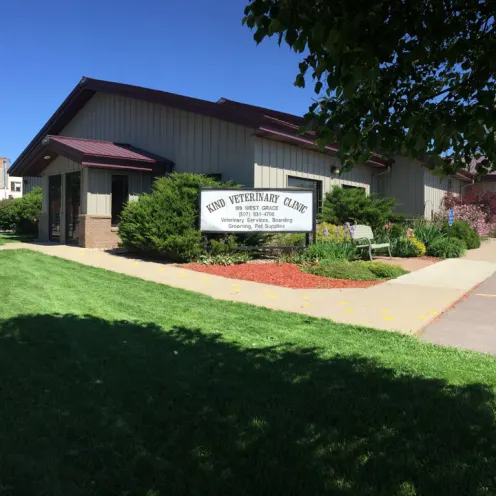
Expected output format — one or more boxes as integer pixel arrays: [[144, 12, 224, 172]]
[[184, 262, 381, 289]]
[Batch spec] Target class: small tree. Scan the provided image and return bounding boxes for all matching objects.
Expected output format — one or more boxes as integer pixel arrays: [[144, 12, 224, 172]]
[[118, 173, 224, 261], [0, 187, 42, 235], [13, 187, 42, 235], [0, 198, 17, 231], [320, 186, 395, 231]]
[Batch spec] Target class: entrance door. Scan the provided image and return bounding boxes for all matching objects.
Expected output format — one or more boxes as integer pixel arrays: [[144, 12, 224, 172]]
[[66, 172, 81, 244], [49, 175, 61, 242]]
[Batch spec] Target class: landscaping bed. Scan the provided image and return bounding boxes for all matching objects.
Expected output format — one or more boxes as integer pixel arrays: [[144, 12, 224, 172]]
[[185, 262, 382, 288]]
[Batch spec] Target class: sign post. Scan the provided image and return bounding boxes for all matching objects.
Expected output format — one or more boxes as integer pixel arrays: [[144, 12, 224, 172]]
[[448, 209, 455, 227], [199, 188, 315, 244]]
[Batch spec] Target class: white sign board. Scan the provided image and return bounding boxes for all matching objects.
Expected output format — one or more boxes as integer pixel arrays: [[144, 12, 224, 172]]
[[200, 188, 314, 233]]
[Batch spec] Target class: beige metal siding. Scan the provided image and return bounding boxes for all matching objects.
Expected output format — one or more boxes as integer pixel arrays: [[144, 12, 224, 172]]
[[253, 138, 372, 201], [424, 170, 462, 219], [87, 169, 111, 215], [86, 168, 155, 215], [376, 156, 425, 217], [62, 93, 255, 186], [41, 156, 82, 176]]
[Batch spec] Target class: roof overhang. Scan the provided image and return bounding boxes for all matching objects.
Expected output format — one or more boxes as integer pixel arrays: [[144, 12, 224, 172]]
[[256, 126, 388, 168], [23, 135, 174, 176]]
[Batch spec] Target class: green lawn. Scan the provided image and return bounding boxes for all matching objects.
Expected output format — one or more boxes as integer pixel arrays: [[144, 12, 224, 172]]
[[0, 232, 35, 244], [1, 249, 496, 496]]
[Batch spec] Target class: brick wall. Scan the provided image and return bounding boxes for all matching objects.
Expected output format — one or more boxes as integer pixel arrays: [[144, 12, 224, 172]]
[[80, 215, 120, 249]]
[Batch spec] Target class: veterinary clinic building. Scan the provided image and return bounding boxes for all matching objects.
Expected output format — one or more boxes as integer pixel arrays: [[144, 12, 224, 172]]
[[9, 77, 471, 248]]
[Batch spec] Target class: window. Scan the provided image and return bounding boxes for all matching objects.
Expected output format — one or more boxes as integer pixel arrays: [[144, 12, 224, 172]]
[[111, 175, 129, 226], [287, 176, 323, 211], [10, 182, 21, 192]]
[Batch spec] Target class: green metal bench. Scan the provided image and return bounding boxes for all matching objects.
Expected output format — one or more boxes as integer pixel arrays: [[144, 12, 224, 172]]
[[353, 224, 391, 261]]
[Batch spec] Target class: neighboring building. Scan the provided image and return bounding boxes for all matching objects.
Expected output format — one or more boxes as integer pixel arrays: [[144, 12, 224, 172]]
[[465, 158, 496, 194], [0, 157, 23, 199], [9, 77, 469, 248], [0, 158, 43, 199], [375, 156, 472, 219], [469, 173, 496, 193]]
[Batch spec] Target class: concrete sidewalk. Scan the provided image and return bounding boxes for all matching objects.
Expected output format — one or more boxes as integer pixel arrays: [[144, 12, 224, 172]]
[[2, 240, 496, 335], [421, 272, 496, 355]]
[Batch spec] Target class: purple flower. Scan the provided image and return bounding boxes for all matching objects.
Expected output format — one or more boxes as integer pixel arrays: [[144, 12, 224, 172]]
[[323, 227, 329, 237]]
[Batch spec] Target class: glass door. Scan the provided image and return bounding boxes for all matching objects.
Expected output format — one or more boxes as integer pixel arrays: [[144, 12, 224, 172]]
[[66, 172, 81, 244], [49, 175, 61, 242]]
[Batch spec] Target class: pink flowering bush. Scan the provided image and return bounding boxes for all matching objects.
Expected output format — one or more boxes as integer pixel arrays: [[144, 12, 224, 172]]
[[436, 202, 491, 237], [445, 189, 496, 222]]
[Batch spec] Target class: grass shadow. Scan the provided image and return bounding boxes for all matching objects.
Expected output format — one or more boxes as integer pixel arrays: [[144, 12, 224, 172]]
[[0, 314, 495, 495], [0, 233, 36, 244]]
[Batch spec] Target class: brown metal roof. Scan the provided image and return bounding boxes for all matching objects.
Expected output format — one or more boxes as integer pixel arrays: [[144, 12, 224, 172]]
[[9, 77, 388, 176], [46, 135, 161, 163], [27, 135, 174, 175]]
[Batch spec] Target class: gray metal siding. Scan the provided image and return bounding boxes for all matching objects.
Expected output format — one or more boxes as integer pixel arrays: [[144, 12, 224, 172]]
[[377, 156, 425, 217], [23, 177, 43, 194], [62, 93, 255, 187], [253, 138, 372, 201]]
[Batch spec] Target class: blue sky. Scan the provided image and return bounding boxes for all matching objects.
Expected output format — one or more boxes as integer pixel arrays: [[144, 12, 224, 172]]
[[0, 0, 316, 163]]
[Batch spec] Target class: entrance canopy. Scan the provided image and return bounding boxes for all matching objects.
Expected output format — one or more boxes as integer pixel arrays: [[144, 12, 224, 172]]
[[20, 135, 174, 176]]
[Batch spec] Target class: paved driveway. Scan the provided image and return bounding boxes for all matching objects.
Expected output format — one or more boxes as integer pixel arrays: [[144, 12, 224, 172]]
[[421, 272, 496, 355]]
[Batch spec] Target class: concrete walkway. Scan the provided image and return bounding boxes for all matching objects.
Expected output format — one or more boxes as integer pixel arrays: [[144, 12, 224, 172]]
[[2, 240, 496, 335], [421, 272, 496, 355]]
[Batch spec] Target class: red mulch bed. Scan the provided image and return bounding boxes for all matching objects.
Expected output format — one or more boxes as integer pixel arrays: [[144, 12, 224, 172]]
[[184, 262, 381, 289]]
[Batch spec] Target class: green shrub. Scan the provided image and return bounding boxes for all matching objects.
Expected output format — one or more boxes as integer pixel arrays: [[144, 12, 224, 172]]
[[303, 260, 407, 281], [292, 242, 357, 263], [388, 223, 407, 240], [389, 213, 409, 224], [413, 223, 445, 247], [427, 237, 467, 258], [0, 198, 17, 231], [118, 173, 223, 262], [268, 233, 306, 247], [0, 188, 42, 235], [320, 186, 396, 231], [392, 238, 426, 257], [366, 262, 408, 279], [445, 220, 481, 249]]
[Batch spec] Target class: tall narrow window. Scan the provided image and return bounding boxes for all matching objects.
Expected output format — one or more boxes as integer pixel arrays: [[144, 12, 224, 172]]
[[287, 176, 323, 211], [111, 175, 129, 226]]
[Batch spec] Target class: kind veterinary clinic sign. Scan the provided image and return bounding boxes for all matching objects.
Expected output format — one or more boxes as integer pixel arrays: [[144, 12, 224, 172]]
[[200, 188, 315, 233]]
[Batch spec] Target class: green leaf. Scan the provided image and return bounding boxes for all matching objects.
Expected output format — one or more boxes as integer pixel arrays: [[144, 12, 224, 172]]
[[326, 29, 339, 50], [268, 19, 283, 36], [253, 28, 266, 44], [242, 15, 255, 28], [312, 22, 327, 43], [294, 74, 306, 88], [315, 81, 323, 94], [285, 29, 298, 46]]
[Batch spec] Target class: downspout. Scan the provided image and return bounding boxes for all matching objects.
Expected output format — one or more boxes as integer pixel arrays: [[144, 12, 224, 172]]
[[2, 160, 6, 193]]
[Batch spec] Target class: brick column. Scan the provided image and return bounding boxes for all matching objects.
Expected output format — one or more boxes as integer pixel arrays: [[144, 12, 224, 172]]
[[79, 215, 120, 249]]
